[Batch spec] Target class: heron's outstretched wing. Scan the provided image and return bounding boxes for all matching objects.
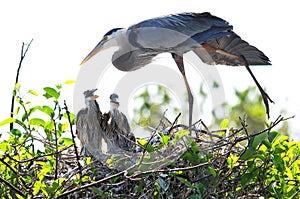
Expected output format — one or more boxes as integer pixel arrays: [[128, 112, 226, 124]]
[[127, 12, 233, 49], [193, 32, 271, 66]]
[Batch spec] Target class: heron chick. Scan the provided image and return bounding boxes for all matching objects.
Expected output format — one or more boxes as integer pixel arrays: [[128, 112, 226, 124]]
[[104, 93, 135, 151], [76, 89, 103, 154]]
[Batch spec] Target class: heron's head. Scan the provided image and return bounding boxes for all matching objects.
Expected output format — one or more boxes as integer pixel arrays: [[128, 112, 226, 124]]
[[80, 28, 125, 65], [83, 89, 99, 101], [110, 93, 119, 111], [110, 93, 119, 104]]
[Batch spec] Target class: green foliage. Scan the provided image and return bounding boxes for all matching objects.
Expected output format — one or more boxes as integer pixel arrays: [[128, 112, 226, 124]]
[[236, 131, 300, 198], [214, 86, 289, 134], [0, 82, 299, 198], [132, 85, 180, 128], [0, 82, 84, 198]]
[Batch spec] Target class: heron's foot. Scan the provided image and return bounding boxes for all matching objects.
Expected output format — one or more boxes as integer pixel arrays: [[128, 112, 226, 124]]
[[262, 91, 274, 119]]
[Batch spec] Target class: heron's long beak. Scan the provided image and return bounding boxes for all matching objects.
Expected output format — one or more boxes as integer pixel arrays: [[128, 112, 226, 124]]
[[93, 95, 100, 99], [80, 39, 106, 66]]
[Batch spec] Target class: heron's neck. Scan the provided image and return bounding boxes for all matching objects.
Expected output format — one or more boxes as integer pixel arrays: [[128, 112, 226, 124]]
[[85, 100, 100, 112], [112, 31, 138, 70], [110, 102, 119, 112]]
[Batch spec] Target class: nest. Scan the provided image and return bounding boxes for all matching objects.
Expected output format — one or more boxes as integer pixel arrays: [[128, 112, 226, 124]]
[[53, 115, 292, 198]]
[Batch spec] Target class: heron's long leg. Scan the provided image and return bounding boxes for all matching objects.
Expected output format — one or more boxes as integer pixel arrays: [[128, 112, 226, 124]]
[[172, 53, 193, 126], [201, 44, 274, 118], [240, 56, 274, 118]]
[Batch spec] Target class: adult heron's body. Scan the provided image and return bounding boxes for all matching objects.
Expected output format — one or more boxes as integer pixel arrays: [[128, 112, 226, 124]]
[[80, 12, 273, 125]]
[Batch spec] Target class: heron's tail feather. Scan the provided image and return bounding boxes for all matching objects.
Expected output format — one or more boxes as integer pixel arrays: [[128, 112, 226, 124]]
[[194, 32, 271, 66]]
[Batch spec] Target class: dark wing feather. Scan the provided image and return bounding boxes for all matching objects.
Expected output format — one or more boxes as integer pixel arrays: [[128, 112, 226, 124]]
[[127, 12, 233, 49], [112, 48, 160, 71], [194, 32, 271, 66], [76, 108, 88, 146]]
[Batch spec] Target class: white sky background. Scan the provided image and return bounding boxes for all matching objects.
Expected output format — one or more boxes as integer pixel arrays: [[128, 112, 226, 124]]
[[0, 1, 299, 140]]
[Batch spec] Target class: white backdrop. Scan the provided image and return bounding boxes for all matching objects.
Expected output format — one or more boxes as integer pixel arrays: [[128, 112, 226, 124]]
[[0, 0, 299, 140]]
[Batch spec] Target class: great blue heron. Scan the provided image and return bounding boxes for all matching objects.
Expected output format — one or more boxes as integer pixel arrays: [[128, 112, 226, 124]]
[[76, 89, 121, 154], [76, 89, 103, 154], [104, 93, 135, 151], [80, 12, 273, 126]]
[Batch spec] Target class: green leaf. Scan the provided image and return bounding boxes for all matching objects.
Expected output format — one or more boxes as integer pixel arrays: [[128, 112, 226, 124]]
[[61, 122, 69, 131], [11, 129, 21, 137], [250, 132, 268, 149], [160, 134, 170, 145], [22, 106, 41, 122], [269, 131, 280, 143], [213, 81, 219, 88], [181, 151, 195, 164], [56, 84, 62, 89], [64, 80, 75, 84], [137, 138, 147, 146], [188, 194, 202, 199], [106, 155, 115, 165], [177, 177, 193, 188], [43, 87, 60, 99], [33, 180, 42, 195], [262, 140, 272, 149], [41, 106, 54, 117], [227, 154, 239, 169], [220, 119, 229, 129], [172, 130, 190, 144], [44, 120, 55, 131], [29, 118, 45, 126], [0, 117, 15, 126], [240, 148, 255, 160], [0, 142, 11, 152], [28, 89, 38, 96], [63, 112, 76, 125], [15, 82, 20, 89], [90, 187, 104, 196], [59, 138, 73, 146], [285, 167, 294, 180], [208, 166, 216, 177], [136, 138, 155, 153], [146, 144, 155, 153], [273, 154, 285, 172], [241, 173, 254, 186]]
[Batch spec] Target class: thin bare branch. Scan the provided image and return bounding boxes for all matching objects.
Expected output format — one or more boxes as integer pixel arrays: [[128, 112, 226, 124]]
[[10, 39, 33, 131]]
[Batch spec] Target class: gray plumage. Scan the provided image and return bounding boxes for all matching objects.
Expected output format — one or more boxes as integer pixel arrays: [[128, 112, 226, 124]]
[[81, 12, 273, 124], [76, 89, 103, 153], [105, 93, 135, 151]]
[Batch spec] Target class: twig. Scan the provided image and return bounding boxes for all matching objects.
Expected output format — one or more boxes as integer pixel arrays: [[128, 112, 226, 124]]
[[167, 112, 181, 134], [235, 115, 287, 143], [56, 163, 137, 199], [0, 154, 30, 193], [5, 145, 72, 163], [136, 110, 169, 168], [53, 101, 60, 180], [0, 176, 25, 197], [10, 39, 33, 131], [128, 161, 212, 180], [63, 101, 82, 173], [16, 96, 35, 153]]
